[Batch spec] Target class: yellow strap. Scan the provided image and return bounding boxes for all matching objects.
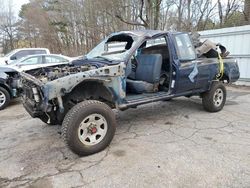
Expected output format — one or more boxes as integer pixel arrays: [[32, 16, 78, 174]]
[[216, 52, 224, 79]]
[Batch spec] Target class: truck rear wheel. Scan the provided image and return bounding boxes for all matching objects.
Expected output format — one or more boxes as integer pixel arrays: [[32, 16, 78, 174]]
[[202, 81, 226, 112], [62, 100, 116, 156], [0, 87, 10, 110]]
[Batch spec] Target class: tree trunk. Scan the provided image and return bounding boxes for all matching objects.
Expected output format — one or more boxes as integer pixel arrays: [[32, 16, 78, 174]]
[[187, 0, 192, 31], [244, 0, 250, 24], [218, 0, 223, 27]]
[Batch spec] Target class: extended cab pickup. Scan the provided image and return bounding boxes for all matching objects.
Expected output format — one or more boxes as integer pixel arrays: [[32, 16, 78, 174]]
[[20, 30, 240, 156]]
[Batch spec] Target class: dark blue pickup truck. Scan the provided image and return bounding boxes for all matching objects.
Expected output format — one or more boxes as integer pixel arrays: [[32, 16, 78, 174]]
[[20, 30, 240, 156]]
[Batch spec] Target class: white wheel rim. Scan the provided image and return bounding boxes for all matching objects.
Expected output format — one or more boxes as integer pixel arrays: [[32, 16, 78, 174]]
[[213, 88, 223, 107], [78, 113, 108, 146], [0, 91, 6, 107]]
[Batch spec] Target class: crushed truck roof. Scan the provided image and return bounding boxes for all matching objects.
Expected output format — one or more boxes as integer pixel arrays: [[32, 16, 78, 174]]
[[113, 30, 182, 38]]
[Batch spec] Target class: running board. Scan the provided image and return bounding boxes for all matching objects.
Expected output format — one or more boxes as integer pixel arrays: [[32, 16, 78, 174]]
[[118, 93, 174, 110], [118, 90, 201, 110]]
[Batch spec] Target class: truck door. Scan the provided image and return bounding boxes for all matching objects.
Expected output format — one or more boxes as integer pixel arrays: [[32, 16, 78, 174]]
[[173, 33, 197, 93], [194, 58, 213, 90]]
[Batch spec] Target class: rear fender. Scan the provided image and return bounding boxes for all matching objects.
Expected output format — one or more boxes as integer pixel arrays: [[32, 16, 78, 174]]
[[222, 62, 240, 83]]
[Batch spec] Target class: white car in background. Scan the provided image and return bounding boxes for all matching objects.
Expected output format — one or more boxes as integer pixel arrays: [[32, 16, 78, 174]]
[[4, 54, 73, 72], [0, 48, 50, 65], [0, 54, 74, 110]]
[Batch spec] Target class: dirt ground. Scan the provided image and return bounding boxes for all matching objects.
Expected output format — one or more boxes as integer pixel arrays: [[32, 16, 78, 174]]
[[0, 86, 250, 188]]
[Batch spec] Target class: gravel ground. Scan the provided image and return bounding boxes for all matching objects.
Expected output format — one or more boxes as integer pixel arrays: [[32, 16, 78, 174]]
[[0, 86, 250, 188]]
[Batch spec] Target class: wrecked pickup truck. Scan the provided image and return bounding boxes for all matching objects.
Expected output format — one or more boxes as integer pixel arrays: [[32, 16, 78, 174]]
[[20, 30, 240, 156]]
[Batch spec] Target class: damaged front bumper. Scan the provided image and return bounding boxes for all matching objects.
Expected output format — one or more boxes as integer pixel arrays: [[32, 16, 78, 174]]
[[22, 97, 45, 118], [20, 72, 52, 118]]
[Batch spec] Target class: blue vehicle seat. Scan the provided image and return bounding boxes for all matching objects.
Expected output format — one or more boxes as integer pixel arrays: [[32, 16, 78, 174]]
[[141, 44, 170, 72], [127, 54, 162, 93]]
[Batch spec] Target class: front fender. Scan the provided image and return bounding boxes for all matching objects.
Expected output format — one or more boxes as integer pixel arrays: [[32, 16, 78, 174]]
[[42, 63, 126, 101]]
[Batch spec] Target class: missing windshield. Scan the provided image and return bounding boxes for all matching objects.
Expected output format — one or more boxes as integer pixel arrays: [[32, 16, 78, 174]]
[[104, 34, 134, 55], [86, 34, 136, 62]]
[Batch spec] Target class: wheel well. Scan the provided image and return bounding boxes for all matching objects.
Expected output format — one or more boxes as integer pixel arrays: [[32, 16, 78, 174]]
[[0, 84, 12, 97], [53, 81, 115, 125], [219, 74, 230, 83], [65, 81, 115, 108]]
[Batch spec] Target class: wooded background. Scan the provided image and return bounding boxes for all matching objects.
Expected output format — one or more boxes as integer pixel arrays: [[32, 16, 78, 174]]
[[0, 0, 249, 56]]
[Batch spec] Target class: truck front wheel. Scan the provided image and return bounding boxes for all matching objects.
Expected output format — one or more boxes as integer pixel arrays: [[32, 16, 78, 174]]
[[62, 100, 116, 156], [202, 81, 226, 112]]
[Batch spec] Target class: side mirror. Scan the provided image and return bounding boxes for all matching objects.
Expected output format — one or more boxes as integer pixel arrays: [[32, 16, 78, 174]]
[[5, 60, 8, 65], [10, 56, 17, 60]]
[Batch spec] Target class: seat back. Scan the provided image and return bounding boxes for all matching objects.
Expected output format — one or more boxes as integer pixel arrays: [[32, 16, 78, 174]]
[[141, 44, 170, 72], [135, 54, 162, 83]]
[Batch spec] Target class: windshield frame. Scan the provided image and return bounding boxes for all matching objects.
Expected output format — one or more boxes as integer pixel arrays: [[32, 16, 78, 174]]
[[85, 33, 143, 63]]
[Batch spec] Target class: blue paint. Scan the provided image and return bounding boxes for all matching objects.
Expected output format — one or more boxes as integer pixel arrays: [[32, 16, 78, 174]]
[[188, 63, 198, 83]]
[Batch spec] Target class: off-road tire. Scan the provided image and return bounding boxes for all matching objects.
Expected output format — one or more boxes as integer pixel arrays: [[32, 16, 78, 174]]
[[62, 100, 116, 156], [0, 87, 10, 110], [202, 81, 226, 112]]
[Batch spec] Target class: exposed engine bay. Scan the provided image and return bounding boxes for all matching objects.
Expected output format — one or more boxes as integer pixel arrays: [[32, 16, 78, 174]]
[[25, 64, 97, 83]]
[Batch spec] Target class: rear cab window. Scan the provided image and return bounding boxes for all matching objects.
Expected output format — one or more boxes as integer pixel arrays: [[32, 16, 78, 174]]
[[146, 37, 167, 48], [174, 33, 196, 61], [135, 36, 168, 57]]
